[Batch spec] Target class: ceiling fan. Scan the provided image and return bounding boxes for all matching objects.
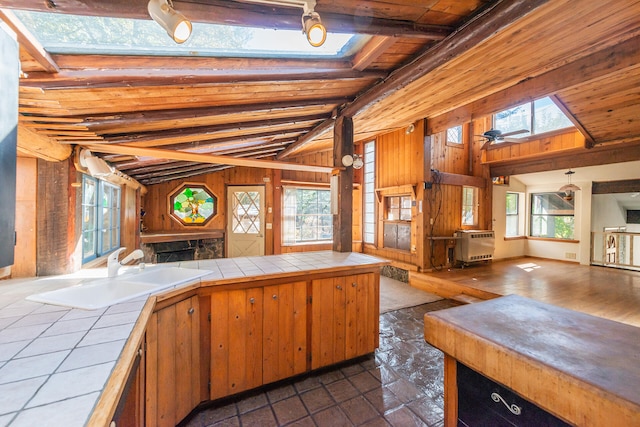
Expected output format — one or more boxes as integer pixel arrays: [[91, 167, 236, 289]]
[[478, 128, 529, 149]]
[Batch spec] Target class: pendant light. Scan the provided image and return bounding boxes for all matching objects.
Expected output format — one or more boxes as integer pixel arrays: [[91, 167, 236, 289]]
[[559, 170, 580, 200]]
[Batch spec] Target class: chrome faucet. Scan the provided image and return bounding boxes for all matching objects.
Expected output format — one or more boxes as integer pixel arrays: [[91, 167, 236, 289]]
[[107, 247, 144, 278]]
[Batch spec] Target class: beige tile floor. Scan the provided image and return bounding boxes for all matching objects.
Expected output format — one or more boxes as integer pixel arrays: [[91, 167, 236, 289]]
[[181, 300, 458, 427]]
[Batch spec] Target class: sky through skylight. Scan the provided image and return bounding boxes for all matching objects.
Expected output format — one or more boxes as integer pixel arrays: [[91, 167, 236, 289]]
[[14, 10, 363, 58]]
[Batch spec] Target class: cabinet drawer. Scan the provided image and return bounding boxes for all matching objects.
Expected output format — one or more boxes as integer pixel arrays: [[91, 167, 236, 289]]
[[457, 362, 569, 427]]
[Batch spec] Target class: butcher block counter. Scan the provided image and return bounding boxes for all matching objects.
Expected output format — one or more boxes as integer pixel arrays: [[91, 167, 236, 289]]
[[0, 251, 387, 426], [423, 295, 640, 427]]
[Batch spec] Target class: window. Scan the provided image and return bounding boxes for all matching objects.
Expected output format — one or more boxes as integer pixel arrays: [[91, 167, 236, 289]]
[[505, 192, 520, 236], [446, 125, 463, 145], [15, 10, 367, 59], [386, 195, 412, 221], [493, 96, 573, 139], [462, 186, 478, 226], [383, 195, 412, 251], [82, 175, 121, 263], [530, 192, 574, 239], [363, 141, 376, 244], [283, 187, 332, 244], [170, 184, 217, 225]]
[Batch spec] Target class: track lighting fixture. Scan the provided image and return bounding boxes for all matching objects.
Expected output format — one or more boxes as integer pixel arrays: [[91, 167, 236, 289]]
[[239, 0, 326, 47], [302, 4, 326, 47], [148, 0, 192, 44]]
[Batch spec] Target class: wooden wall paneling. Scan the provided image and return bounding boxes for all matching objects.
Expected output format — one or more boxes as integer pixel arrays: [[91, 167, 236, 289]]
[[13, 157, 37, 277], [120, 186, 139, 253], [36, 158, 77, 275], [209, 291, 230, 400]]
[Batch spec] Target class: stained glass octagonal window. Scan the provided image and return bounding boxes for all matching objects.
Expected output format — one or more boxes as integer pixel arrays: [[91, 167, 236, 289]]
[[170, 184, 217, 225]]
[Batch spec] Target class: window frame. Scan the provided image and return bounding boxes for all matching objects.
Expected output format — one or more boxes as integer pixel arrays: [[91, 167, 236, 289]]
[[529, 192, 575, 240], [461, 186, 478, 227], [282, 185, 333, 245], [82, 175, 121, 263], [492, 96, 574, 142], [505, 192, 520, 237], [446, 124, 464, 147], [362, 141, 376, 245]]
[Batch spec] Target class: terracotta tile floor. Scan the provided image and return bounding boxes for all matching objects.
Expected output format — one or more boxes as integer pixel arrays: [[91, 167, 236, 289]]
[[182, 300, 459, 427]]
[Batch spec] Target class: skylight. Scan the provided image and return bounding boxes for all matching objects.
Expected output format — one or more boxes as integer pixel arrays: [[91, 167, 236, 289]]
[[14, 10, 365, 58]]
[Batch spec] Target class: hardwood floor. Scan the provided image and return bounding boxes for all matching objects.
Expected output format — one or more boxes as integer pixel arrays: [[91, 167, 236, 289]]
[[413, 257, 640, 328]]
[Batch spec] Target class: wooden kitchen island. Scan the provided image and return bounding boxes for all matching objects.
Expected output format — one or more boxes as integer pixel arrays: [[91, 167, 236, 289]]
[[423, 295, 640, 427], [94, 251, 388, 427]]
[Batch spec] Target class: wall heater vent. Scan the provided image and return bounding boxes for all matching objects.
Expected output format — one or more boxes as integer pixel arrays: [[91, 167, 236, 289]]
[[454, 230, 495, 263]]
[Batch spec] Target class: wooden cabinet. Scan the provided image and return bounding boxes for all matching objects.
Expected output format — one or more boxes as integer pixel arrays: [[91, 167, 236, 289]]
[[311, 273, 378, 370], [210, 287, 264, 400], [263, 281, 308, 384], [145, 295, 202, 427], [209, 281, 308, 399]]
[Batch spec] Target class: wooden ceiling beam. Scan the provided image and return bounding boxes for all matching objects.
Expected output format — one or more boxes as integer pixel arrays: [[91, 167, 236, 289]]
[[85, 144, 335, 173], [76, 98, 349, 130], [21, 66, 386, 89], [490, 142, 640, 177], [352, 36, 398, 72], [101, 113, 328, 142], [17, 125, 72, 161], [0, 0, 452, 39], [277, 117, 335, 159], [0, 9, 59, 73], [155, 129, 306, 151]]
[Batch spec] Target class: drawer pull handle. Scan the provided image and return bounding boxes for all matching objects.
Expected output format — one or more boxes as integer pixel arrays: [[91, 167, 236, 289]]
[[249, 297, 255, 304], [336, 285, 342, 290], [188, 307, 195, 315], [491, 392, 521, 415]]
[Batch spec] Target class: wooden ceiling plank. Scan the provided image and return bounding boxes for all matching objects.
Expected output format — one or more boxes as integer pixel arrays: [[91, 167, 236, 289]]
[[17, 125, 71, 161], [85, 144, 334, 174], [341, 0, 551, 118], [0, 9, 59, 73], [352, 36, 398, 71], [426, 34, 640, 134]]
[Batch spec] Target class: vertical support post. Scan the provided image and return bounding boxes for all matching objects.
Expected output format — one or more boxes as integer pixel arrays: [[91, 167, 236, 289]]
[[420, 122, 433, 270], [333, 116, 353, 252]]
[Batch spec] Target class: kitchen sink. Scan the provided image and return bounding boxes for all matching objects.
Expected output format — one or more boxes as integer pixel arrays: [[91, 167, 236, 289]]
[[26, 266, 212, 310]]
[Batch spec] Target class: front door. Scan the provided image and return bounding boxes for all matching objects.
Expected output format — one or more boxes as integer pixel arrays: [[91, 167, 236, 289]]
[[227, 186, 265, 257]]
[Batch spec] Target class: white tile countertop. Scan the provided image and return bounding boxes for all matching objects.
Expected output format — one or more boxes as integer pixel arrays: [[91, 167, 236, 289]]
[[0, 251, 387, 426]]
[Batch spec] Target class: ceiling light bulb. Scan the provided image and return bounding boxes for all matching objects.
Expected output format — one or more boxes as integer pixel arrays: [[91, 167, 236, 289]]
[[148, 0, 192, 44], [303, 12, 326, 47]]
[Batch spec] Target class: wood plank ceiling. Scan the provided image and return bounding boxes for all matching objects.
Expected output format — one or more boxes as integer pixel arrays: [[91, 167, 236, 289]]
[[2, 0, 640, 185]]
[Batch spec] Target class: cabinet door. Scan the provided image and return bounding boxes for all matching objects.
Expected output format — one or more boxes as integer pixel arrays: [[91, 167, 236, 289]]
[[146, 296, 201, 427], [263, 281, 307, 384], [311, 277, 344, 369], [210, 288, 263, 400], [311, 273, 378, 370], [345, 272, 377, 359]]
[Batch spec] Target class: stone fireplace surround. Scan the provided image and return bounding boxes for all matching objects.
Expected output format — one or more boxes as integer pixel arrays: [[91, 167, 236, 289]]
[[140, 231, 224, 264]]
